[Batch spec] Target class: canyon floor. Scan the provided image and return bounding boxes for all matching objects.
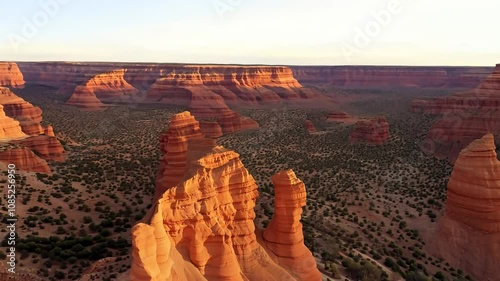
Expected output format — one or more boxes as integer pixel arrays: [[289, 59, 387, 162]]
[[1, 85, 476, 281]]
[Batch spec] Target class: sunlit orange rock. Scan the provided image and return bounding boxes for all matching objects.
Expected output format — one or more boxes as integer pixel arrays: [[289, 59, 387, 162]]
[[304, 120, 316, 134], [349, 116, 389, 144], [155, 112, 204, 198], [0, 147, 50, 173], [0, 63, 25, 88], [0, 87, 42, 123], [44, 125, 55, 137], [66, 85, 106, 110], [130, 113, 320, 281], [431, 134, 500, 281], [0, 105, 27, 140], [263, 170, 322, 281], [14, 135, 66, 161], [80, 69, 139, 101]]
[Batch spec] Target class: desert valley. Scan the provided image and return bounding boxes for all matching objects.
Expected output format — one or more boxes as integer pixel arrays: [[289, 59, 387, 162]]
[[0, 60, 498, 281]]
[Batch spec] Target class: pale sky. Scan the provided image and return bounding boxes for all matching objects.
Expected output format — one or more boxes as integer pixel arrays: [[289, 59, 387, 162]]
[[0, 0, 498, 66]]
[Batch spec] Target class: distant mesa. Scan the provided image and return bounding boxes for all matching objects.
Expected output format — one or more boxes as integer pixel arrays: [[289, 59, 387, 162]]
[[349, 116, 389, 145], [413, 64, 500, 161], [304, 120, 316, 134], [130, 112, 321, 280], [430, 134, 500, 281], [0, 146, 50, 174], [0, 62, 25, 88], [66, 85, 106, 111], [326, 110, 358, 124], [80, 69, 139, 101]]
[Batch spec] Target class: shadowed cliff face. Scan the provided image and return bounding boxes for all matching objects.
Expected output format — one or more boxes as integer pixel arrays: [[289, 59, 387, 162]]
[[431, 134, 500, 281], [130, 111, 321, 281], [412, 64, 500, 162]]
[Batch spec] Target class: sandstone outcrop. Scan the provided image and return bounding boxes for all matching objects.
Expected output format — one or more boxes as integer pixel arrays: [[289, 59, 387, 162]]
[[14, 135, 66, 161], [304, 120, 316, 134], [326, 111, 357, 125], [155, 112, 205, 198], [0, 105, 27, 140], [131, 112, 320, 281], [80, 69, 139, 101], [263, 170, 323, 281], [415, 64, 500, 161], [431, 134, 500, 281], [350, 117, 389, 144], [0, 147, 50, 173], [199, 121, 223, 138], [66, 85, 106, 110], [44, 125, 55, 137], [0, 63, 25, 88], [0, 87, 42, 123]]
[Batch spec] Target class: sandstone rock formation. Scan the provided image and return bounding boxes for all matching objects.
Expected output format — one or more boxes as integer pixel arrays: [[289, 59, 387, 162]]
[[414, 64, 500, 161], [199, 121, 223, 138], [0, 87, 42, 123], [0, 147, 50, 173], [44, 125, 55, 137], [0, 105, 27, 140], [0, 63, 25, 88], [304, 120, 316, 134], [14, 135, 66, 161], [66, 85, 106, 110], [155, 112, 204, 198], [431, 134, 500, 281], [130, 112, 320, 281], [350, 117, 389, 144], [80, 69, 139, 101], [263, 170, 323, 281], [326, 111, 357, 125]]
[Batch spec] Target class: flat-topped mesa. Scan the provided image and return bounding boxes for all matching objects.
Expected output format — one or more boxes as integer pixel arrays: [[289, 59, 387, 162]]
[[0, 105, 27, 140], [155, 111, 205, 198], [0, 147, 50, 173], [350, 116, 389, 144], [263, 170, 322, 281], [304, 120, 316, 134], [80, 69, 139, 101], [0, 63, 25, 88], [66, 85, 106, 110], [431, 134, 500, 281], [0, 87, 42, 123]]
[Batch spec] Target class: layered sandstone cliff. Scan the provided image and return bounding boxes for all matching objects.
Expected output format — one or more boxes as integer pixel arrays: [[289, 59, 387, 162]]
[[431, 134, 500, 281], [350, 117, 389, 144], [0, 146, 50, 173], [199, 121, 223, 138], [291, 65, 493, 88], [80, 69, 139, 101], [415, 64, 500, 161], [13, 135, 65, 161], [0, 63, 25, 88], [0, 105, 27, 140], [0, 87, 42, 123], [66, 85, 106, 110], [130, 112, 320, 281], [263, 170, 323, 280]]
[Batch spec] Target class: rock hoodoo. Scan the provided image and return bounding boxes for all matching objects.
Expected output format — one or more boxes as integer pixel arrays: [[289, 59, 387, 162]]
[[431, 134, 500, 281], [349, 116, 389, 144], [0, 147, 50, 173], [263, 170, 323, 281], [0, 63, 25, 88], [130, 112, 320, 281]]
